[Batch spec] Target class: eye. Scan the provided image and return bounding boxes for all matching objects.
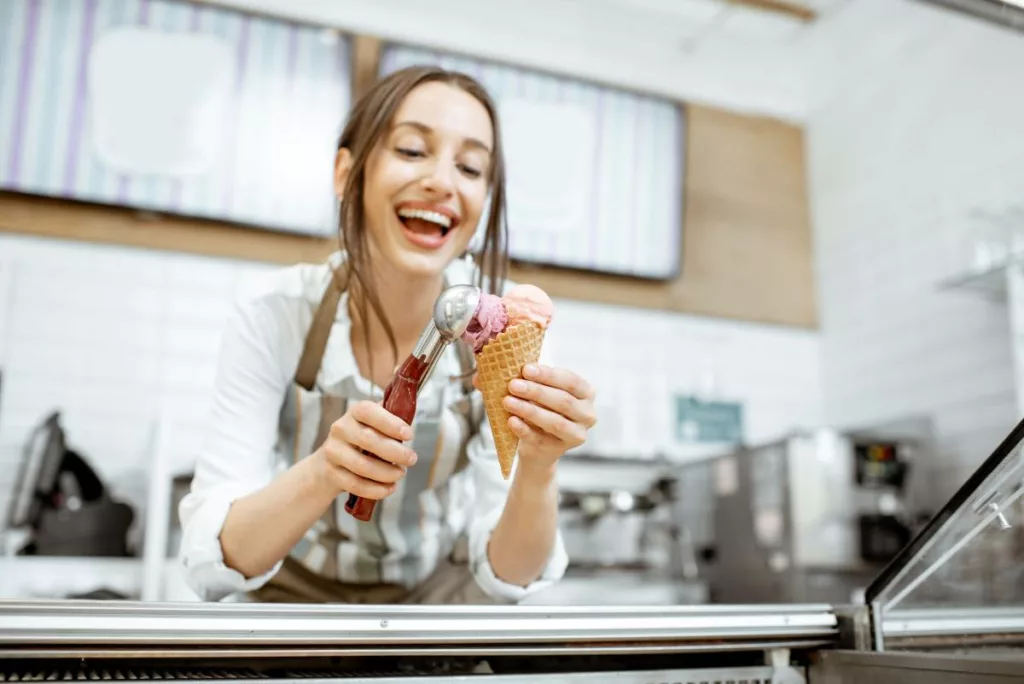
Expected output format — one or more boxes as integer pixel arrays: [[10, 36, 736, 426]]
[[396, 147, 425, 159], [458, 163, 483, 179]]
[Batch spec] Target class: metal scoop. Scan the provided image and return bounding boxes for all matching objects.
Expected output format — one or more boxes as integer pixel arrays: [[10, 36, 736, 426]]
[[413, 284, 481, 387], [344, 284, 481, 521]]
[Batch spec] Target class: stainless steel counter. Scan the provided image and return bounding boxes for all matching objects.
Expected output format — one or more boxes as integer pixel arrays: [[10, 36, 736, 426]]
[[0, 600, 837, 649], [3, 602, 1024, 682], [0, 600, 831, 683]]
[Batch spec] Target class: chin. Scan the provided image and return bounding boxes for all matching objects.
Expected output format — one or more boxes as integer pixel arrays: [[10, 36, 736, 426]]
[[388, 247, 459, 279]]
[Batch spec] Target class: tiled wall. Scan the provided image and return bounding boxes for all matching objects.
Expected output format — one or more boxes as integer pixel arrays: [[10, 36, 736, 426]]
[[806, 0, 1024, 506], [0, 234, 276, 534], [0, 233, 822, 532]]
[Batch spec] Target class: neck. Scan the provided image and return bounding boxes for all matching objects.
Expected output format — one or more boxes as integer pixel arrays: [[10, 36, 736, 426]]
[[349, 261, 443, 356]]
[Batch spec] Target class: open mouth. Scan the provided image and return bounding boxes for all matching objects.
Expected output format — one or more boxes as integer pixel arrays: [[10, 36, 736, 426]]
[[397, 206, 458, 249]]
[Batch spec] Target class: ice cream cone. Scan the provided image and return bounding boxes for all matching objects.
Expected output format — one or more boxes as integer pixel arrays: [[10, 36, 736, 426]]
[[476, 321, 546, 479]]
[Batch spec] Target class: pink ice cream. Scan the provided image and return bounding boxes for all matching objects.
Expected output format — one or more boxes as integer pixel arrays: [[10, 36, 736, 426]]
[[461, 285, 554, 353], [503, 284, 554, 328], [461, 293, 508, 352]]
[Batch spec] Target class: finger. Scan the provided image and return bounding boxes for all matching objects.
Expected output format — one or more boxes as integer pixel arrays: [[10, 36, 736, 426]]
[[335, 417, 418, 468], [327, 442, 408, 484], [326, 466, 396, 500], [522, 364, 595, 401], [503, 395, 587, 446], [507, 379, 596, 427], [350, 400, 413, 442], [508, 415, 560, 449]]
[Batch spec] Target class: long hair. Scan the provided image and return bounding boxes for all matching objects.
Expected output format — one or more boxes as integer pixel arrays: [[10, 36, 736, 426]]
[[335, 65, 509, 373]]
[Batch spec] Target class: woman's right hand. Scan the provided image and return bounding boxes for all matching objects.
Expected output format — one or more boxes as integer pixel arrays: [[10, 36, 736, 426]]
[[315, 400, 418, 500]]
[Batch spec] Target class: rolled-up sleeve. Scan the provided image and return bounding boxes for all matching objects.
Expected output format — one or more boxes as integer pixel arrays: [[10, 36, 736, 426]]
[[177, 289, 294, 602], [464, 420, 569, 603], [463, 332, 569, 603]]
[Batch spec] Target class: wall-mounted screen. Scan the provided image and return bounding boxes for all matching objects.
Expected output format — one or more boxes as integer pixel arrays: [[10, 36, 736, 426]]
[[379, 44, 685, 280], [0, 0, 351, 237]]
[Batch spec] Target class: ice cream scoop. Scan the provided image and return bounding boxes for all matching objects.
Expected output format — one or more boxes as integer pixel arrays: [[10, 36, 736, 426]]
[[504, 284, 554, 328], [344, 283, 481, 522], [460, 285, 554, 353], [461, 293, 508, 352]]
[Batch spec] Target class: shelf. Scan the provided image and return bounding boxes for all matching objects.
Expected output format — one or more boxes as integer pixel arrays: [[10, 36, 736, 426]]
[[938, 263, 1012, 302]]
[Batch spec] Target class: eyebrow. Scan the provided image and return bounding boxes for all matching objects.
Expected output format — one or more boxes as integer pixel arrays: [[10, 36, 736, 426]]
[[393, 120, 492, 154]]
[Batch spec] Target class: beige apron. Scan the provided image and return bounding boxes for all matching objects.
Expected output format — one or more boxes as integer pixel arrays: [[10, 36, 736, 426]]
[[249, 264, 498, 605]]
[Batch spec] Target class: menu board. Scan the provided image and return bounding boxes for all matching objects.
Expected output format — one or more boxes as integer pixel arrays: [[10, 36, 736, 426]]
[[0, 0, 350, 237], [379, 45, 685, 280]]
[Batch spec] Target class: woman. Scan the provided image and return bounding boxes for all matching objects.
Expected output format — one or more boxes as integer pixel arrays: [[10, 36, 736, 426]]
[[178, 65, 598, 604]]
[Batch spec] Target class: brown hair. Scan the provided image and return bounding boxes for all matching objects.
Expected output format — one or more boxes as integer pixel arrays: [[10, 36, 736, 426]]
[[335, 65, 508, 376]]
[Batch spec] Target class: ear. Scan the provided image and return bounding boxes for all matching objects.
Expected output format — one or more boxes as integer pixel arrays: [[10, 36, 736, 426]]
[[333, 147, 353, 200]]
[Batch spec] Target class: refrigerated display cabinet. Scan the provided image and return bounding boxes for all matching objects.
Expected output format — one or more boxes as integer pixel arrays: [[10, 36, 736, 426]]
[[2, 418, 1024, 683]]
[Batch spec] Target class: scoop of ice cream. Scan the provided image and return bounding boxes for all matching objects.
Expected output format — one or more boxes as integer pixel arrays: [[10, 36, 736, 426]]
[[461, 292, 508, 353], [502, 284, 553, 329]]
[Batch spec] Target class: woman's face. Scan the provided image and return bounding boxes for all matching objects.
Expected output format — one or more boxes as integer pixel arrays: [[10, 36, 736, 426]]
[[336, 81, 494, 280]]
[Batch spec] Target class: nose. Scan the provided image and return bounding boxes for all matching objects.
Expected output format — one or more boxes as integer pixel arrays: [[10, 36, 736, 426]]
[[420, 158, 455, 197]]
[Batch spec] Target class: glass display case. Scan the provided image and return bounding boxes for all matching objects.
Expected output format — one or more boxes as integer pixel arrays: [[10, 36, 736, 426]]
[[2, 421, 1024, 682], [865, 417, 1024, 656]]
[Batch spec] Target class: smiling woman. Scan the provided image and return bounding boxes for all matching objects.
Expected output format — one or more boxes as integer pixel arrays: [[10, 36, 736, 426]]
[[176, 65, 599, 606], [333, 74, 506, 372]]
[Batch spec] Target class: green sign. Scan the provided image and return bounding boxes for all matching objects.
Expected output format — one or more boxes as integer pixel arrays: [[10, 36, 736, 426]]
[[675, 396, 744, 443]]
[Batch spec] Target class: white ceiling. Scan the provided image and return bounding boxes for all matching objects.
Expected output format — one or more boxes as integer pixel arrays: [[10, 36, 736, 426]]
[[571, 0, 855, 45], [196, 0, 863, 120]]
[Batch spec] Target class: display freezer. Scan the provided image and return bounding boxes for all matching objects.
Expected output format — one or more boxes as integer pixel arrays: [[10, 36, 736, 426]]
[[2, 418, 1024, 682]]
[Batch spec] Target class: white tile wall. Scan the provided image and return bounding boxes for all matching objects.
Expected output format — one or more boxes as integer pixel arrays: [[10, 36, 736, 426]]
[[0, 235, 278, 538], [806, 0, 1024, 504], [0, 233, 822, 535]]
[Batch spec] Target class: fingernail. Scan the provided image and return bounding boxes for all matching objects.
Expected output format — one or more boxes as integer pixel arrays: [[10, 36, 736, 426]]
[[509, 379, 527, 392], [408, 451, 418, 465], [523, 364, 538, 378]]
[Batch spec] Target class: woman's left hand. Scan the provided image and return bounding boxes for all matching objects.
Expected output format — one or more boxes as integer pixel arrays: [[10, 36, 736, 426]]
[[500, 363, 597, 474]]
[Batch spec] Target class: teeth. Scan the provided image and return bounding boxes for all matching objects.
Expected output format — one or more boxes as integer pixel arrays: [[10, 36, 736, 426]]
[[397, 207, 453, 229]]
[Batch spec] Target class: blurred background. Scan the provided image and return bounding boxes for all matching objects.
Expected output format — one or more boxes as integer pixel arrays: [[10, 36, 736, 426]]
[[0, 0, 1022, 608]]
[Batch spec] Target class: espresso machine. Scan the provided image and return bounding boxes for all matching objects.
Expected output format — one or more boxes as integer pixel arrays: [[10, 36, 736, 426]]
[[675, 420, 934, 605], [522, 454, 709, 606]]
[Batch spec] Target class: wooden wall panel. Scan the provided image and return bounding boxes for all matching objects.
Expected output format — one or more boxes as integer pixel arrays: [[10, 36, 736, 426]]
[[0, 194, 335, 265], [509, 104, 817, 328], [0, 95, 816, 329]]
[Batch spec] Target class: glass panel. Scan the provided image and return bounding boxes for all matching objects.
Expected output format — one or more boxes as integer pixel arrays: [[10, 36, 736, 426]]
[[871, 429, 1024, 615]]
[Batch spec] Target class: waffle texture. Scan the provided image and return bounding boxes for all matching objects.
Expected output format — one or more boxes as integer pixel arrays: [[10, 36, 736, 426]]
[[476, 321, 546, 479]]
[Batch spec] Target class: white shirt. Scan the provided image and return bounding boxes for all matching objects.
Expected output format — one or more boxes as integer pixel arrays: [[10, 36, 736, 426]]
[[177, 254, 569, 602]]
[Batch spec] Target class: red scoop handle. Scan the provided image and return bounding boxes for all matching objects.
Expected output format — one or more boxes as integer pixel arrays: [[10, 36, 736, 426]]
[[344, 356, 426, 521]]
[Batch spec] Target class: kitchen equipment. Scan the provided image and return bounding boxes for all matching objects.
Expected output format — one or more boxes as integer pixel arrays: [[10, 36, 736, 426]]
[[4, 411, 135, 558], [344, 284, 481, 521], [526, 455, 705, 605], [675, 424, 931, 604]]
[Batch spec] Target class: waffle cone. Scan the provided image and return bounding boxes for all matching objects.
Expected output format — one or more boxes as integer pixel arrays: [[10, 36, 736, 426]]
[[476, 321, 546, 479]]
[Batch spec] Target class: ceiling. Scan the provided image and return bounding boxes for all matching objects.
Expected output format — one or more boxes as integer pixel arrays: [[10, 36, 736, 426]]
[[195, 0, 863, 121], [573, 0, 855, 47]]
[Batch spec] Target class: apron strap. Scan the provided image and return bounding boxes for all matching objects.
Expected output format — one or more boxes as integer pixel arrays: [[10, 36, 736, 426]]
[[295, 262, 350, 391]]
